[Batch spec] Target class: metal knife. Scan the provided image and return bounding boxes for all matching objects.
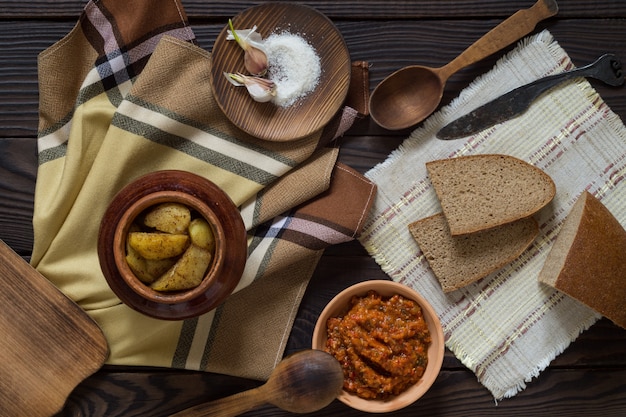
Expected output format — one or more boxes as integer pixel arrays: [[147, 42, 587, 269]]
[[436, 54, 624, 140]]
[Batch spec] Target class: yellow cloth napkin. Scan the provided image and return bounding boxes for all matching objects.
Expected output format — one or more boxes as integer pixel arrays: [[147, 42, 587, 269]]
[[360, 30, 626, 399], [32, 0, 376, 380]]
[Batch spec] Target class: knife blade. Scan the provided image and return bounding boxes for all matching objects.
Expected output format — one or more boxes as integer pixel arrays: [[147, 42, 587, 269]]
[[436, 54, 624, 140]]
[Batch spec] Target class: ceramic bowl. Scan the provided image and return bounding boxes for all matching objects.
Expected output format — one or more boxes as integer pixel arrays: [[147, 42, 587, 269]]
[[98, 170, 247, 320], [312, 280, 444, 413], [210, 2, 351, 142]]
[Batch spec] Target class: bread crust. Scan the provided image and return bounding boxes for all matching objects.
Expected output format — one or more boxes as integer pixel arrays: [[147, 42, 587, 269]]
[[538, 191, 626, 329]]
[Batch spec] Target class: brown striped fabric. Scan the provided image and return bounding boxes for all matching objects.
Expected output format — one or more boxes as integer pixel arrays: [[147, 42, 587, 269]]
[[32, 0, 375, 379]]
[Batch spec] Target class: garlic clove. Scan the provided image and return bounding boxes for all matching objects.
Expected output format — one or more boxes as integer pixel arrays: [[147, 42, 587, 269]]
[[226, 19, 268, 76], [224, 72, 276, 103], [226, 25, 264, 49], [243, 46, 268, 77]]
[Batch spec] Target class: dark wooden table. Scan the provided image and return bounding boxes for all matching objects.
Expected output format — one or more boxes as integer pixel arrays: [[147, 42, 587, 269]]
[[2, 1, 625, 415]]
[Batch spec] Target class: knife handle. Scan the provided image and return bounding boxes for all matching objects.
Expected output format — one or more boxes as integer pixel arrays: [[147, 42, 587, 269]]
[[440, 0, 559, 81]]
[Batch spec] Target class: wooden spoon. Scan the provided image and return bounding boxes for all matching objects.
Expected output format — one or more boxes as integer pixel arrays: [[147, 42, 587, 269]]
[[368, 0, 559, 130], [170, 349, 344, 416]]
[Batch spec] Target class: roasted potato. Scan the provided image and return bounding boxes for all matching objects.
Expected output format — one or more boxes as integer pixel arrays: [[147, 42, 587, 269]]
[[150, 244, 213, 291], [127, 232, 189, 260], [125, 245, 177, 284], [125, 202, 218, 292], [188, 218, 216, 252], [143, 202, 191, 234]]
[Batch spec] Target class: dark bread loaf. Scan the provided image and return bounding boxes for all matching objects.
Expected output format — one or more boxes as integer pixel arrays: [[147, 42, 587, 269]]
[[538, 191, 626, 329], [409, 213, 539, 292], [426, 154, 556, 235]]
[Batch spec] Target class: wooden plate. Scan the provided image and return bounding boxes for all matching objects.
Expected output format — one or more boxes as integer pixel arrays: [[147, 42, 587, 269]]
[[210, 3, 351, 142], [0, 240, 108, 417]]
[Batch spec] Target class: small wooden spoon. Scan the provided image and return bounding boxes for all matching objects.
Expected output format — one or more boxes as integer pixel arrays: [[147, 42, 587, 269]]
[[369, 0, 559, 130], [170, 349, 344, 417]]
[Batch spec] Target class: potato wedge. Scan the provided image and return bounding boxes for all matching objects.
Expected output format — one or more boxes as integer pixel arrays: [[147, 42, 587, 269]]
[[128, 232, 189, 260], [150, 244, 213, 291], [188, 218, 216, 252], [126, 246, 153, 283], [125, 245, 177, 284], [143, 203, 191, 234]]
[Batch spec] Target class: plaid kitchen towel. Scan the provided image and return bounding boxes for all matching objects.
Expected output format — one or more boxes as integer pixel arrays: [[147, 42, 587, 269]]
[[32, 0, 375, 380], [360, 30, 625, 399]]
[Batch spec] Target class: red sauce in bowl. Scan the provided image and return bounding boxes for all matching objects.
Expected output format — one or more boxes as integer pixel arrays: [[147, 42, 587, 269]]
[[324, 290, 431, 400]]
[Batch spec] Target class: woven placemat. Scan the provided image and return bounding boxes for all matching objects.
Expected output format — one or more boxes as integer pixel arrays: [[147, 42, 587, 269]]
[[360, 30, 626, 399]]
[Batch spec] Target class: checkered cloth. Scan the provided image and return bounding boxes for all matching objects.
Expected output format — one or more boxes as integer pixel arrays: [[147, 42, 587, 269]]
[[360, 30, 625, 399], [32, 0, 375, 380]]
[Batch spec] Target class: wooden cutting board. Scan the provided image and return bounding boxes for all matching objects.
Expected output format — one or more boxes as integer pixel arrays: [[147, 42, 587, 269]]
[[0, 240, 109, 416]]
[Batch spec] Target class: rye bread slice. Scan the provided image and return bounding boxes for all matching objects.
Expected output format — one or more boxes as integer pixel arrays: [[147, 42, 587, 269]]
[[538, 191, 626, 329], [426, 154, 556, 236], [409, 213, 539, 292]]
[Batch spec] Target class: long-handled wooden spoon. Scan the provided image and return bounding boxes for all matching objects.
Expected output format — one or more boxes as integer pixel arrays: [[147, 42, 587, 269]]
[[368, 0, 559, 130], [170, 349, 344, 417]]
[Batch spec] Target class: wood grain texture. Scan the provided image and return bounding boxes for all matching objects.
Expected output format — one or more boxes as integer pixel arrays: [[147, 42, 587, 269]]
[[2, 19, 626, 137], [1, 0, 626, 18], [0, 138, 36, 255], [210, 3, 351, 141], [169, 350, 344, 416], [1, 1, 625, 416], [54, 366, 626, 416], [0, 240, 108, 417], [368, 0, 559, 129]]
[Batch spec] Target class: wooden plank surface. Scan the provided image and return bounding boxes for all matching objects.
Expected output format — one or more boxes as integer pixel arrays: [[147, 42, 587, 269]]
[[1, 1, 625, 416], [0, 240, 108, 417], [2, 19, 626, 138], [1, 0, 626, 18]]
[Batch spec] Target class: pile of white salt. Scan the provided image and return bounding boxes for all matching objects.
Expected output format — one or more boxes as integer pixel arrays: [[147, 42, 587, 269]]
[[264, 32, 321, 107]]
